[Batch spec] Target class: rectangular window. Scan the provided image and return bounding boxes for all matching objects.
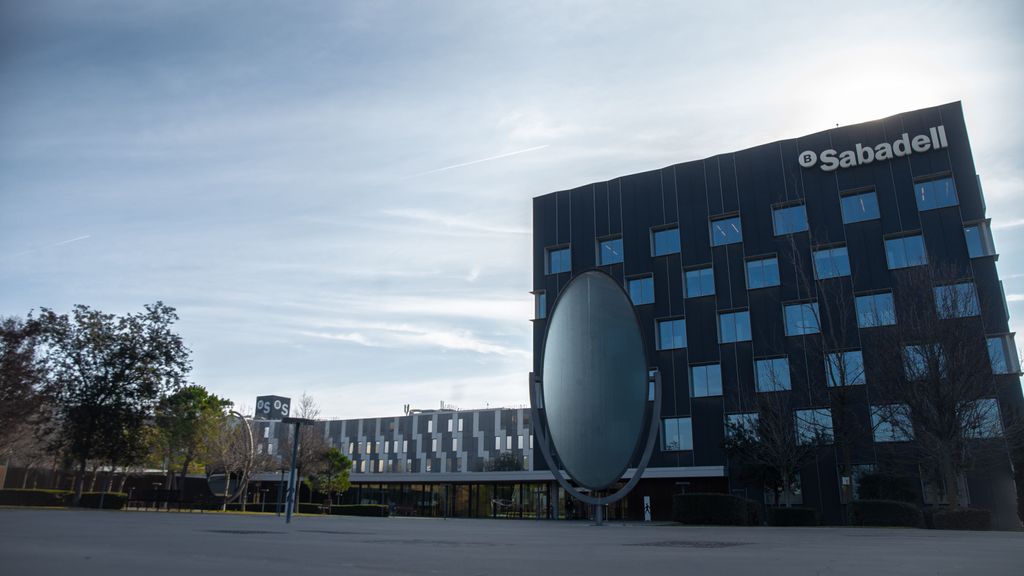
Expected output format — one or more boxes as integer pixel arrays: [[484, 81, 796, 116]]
[[965, 399, 1003, 439], [534, 292, 546, 319], [458, 418, 464, 432], [784, 302, 820, 336], [384, 441, 390, 453], [856, 292, 896, 327], [546, 246, 571, 274], [987, 335, 1020, 375], [934, 282, 981, 318], [813, 246, 851, 279], [506, 435, 513, 449], [628, 276, 655, 305], [690, 364, 723, 397], [725, 412, 759, 439], [427, 419, 433, 433], [885, 234, 928, 269], [746, 257, 780, 289], [517, 435, 524, 449], [431, 438, 437, 452], [903, 344, 945, 381], [773, 204, 809, 235], [719, 310, 751, 343], [447, 418, 453, 432], [377, 460, 383, 473], [405, 459, 412, 472], [795, 408, 834, 444], [452, 438, 458, 451], [841, 191, 880, 223], [914, 176, 958, 211], [651, 226, 680, 256], [755, 357, 791, 392], [685, 267, 715, 298], [710, 216, 742, 246], [494, 436, 501, 450], [657, 318, 687, 350], [598, 236, 624, 265], [871, 404, 913, 442], [662, 417, 693, 451], [402, 440, 408, 453], [360, 460, 366, 473], [825, 350, 865, 387], [964, 222, 997, 258]]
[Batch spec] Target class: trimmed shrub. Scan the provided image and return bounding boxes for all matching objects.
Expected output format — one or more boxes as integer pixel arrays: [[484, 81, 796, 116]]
[[329, 505, 390, 517], [76, 492, 128, 509], [932, 508, 991, 531], [850, 500, 923, 528], [672, 493, 749, 525], [0, 489, 72, 507], [857, 473, 919, 503], [746, 499, 765, 526], [767, 507, 818, 526]]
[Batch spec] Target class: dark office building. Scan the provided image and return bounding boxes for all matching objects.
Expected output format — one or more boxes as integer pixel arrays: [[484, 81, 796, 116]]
[[532, 101, 1023, 524]]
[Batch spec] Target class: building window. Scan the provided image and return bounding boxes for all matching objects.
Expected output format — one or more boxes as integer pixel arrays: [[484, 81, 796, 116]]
[[628, 275, 655, 305], [725, 412, 759, 439], [534, 292, 546, 319], [710, 216, 742, 246], [359, 460, 366, 472], [458, 418, 464, 432], [517, 435, 524, 449], [813, 246, 851, 279], [903, 344, 945, 381], [987, 335, 1020, 374], [662, 417, 693, 451], [825, 350, 865, 387], [747, 257, 780, 289], [431, 438, 437, 452], [934, 282, 981, 318], [871, 404, 913, 442], [784, 302, 820, 336], [841, 191, 880, 223], [964, 222, 997, 258], [773, 204, 809, 236], [795, 408, 834, 444], [447, 418, 453, 432], [384, 441, 390, 453], [494, 436, 501, 451], [651, 226, 680, 256], [719, 310, 751, 343], [885, 234, 928, 269], [402, 440, 408, 453], [427, 419, 433, 433], [506, 435, 513, 449], [690, 364, 723, 397], [856, 292, 896, 327], [965, 399, 1003, 439], [914, 176, 958, 211], [685, 267, 715, 298], [755, 357, 791, 392], [657, 318, 687, 350], [546, 246, 571, 274], [598, 236, 624, 265], [452, 438, 458, 451]]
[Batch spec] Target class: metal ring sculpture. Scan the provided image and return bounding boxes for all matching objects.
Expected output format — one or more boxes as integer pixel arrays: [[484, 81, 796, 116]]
[[207, 409, 256, 504]]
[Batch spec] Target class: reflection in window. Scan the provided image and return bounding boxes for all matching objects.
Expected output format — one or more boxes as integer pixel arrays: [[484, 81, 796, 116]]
[[755, 357, 791, 392], [934, 282, 981, 318], [903, 344, 946, 381], [628, 276, 655, 305], [964, 222, 997, 258], [841, 191, 880, 223], [825, 350, 865, 387], [725, 412, 759, 439], [747, 257, 780, 289], [784, 302, 820, 336], [795, 408, 834, 444], [710, 216, 742, 246], [965, 399, 1003, 439], [871, 404, 913, 442], [690, 364, 722, 397], [914, 177, 958, 211], [685, 267, 715, 298], [546, 246, 571, 274], [987, 335, 1020, 374], [813, 246, 851, 279], [598, 237, 624, 265], [662, 417, 693, 451], [885, 235, 928, 269], [651, 226, 680, 256], [856, 293, 896, 327], [657, 318, 687, 350], [719, 310, 751, 343], [773, 204, 809, 235]]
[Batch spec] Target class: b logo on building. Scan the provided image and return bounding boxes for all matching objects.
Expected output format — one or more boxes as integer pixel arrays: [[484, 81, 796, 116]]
[[798, 126, 948, 172]]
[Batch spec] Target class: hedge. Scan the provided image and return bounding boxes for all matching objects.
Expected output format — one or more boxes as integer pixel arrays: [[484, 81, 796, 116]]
[[850, 500, 923, 528], [767, 507, 818, 526], [0, 489, 72, 507], [932, 508, 991, 531], [77, 492, 127, 509], [672, 493, 757, 525], [857, 473, 919, 503]]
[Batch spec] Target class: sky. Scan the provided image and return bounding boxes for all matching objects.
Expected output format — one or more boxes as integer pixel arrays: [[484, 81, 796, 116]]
[[1, 1, 1022, 420]]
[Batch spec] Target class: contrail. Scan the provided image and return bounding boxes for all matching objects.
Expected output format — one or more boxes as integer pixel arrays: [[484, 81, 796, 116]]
[[52, 235, 91, 246], [4, 234, 91, 259], [405, 144, 549, 178]]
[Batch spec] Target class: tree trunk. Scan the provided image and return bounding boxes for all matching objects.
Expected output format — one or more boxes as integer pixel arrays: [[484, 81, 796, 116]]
[[72, 459, 87, 506], [88, 464, 99, 492], [21, 468, 30, 489], [782, 472, 791, 508], [178, 452, 193, 502], [943, 460, 961, 509], [116, 467, 128, 492]]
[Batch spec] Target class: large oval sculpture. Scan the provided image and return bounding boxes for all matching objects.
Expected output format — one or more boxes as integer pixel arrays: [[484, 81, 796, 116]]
[[541, 270, 649, 490]]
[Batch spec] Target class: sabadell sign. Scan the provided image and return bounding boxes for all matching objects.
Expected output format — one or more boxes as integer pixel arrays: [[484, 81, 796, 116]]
[[798, 125, 948, 172]]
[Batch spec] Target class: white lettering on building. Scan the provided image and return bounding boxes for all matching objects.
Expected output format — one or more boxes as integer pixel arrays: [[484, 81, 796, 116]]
[[798, 126, 948, 172]]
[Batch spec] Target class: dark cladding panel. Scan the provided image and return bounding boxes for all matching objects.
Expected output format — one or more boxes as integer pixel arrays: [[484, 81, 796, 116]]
[[570, 185, 596, 271], [594, 181, 611, 239], [661, 166, 679, 224], [676, 162, 712, 266], [691, 396, 725, 466], [719, 154, 740, 215], [705, 157, 724, 216]]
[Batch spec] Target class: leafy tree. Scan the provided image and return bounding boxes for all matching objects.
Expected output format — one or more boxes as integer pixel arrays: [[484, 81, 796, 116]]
[[485, 451, 524, 472], [36, 302, 191, 505], [154, 385, 231, 500], [280, 393, 329, 481], [0, 316, 45, 447], [305, 447, 352, 506]]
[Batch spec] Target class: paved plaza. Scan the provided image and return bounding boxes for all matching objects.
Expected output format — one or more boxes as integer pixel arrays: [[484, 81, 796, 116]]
[[1, 508, 1022, 575]]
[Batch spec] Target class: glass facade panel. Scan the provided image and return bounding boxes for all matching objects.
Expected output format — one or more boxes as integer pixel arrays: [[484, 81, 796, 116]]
[[964, 222, 997, 258], [746, 257, 780, 289], [773, 204, 809, 235], [914, 177, 958, 211], [710, 216, 742, 246], [987, 335, 1020, 374], [690, 364, 723, 397], [535, 291, 547, 318], [871, 404, 913, 442], [784, 302, 820, 336], [903, 344, 945, 381], [546, 246, 571, 274], [825, 350, 865, 386], [598, 237, 624, 265], [965, 398, 1003, 439], [795, 408, 834, 444], [652, 227, 680, 256], [855, 293, 896, 327], [657, 318, 687, 350], [725, 412, 759, 438], [662, 417, 693, 451], [885, 235, 928, 269], [685, 267, 715, 298], [755, 357, 791, 392], [628, 276, 654, 305], [719, 310, 751, 343], [934, 282, 981, 318], [813, 246, 851, 279], [841, 191, 880, 223]]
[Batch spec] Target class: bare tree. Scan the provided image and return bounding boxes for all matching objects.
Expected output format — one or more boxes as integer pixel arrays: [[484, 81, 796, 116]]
[[205, 413, 253, 510]]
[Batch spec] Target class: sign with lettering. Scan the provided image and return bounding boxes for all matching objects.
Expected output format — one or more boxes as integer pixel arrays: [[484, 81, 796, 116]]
[[799, 126, 948, 172], [254, 395, 290, 420]]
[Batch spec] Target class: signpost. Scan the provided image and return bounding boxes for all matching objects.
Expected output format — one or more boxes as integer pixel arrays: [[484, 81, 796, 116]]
[[282, 416, 314, 524]]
